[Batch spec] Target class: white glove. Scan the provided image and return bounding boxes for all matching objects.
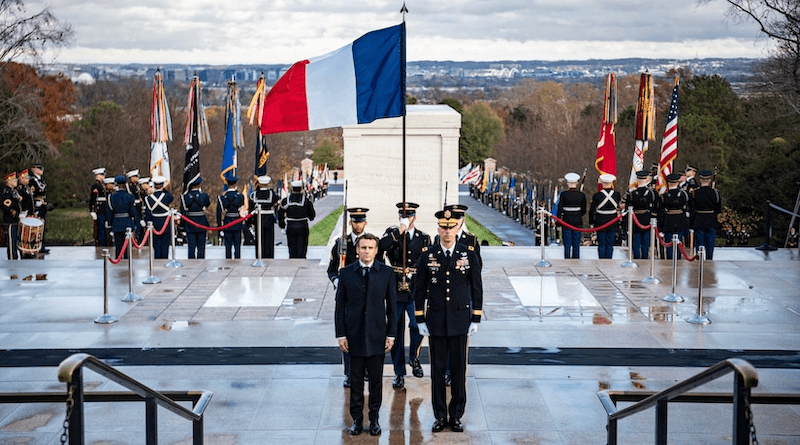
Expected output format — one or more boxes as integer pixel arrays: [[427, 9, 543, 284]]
[[468, 322, 478, 336], [19, 211, 27, 218], [398, 217, 409, 233], [90, 212, 97, 220], [139, 220, 146, 228], [332, 278, 339, 290], [417, 322, 429, 336]]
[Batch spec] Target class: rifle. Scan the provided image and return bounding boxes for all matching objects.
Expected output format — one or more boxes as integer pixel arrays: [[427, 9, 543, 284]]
[[443, 181, 448, 207], [579, 167, 588, 192], [712, 166, 718, 189], [338, 180, 348, 271]]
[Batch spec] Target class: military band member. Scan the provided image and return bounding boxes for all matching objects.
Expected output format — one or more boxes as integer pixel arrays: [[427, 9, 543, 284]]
[[249, 175, 279, 258], [557, 172, 587, 259], [29, 162, 48, 253], [414, 208, 482, 433], [2, 172, 21, 260], [89, 168, 109, 247], [659, 173, 690, 259], [144, 176, 173, 259], [379, 202, 431, 389], [690, 170, 722, 260], [278, 180, 316, 258], [622, 170, 659, 259], [107, 175, 136, 260], [16, 169, 35, 218], [180, 177, 211, 259], [589, 174, 621, 259], [217, 177, 245, 259]]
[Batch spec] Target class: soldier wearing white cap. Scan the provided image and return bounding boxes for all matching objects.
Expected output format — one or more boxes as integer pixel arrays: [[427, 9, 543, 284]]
[[144, 176, 173, 258], [278, 179, 316, 258], [557, 172, 587, 259], [125, 169, 146, 239], [89, 168, 109, 246], [589, 173, 620, 259], [249, 175, 279, 258]]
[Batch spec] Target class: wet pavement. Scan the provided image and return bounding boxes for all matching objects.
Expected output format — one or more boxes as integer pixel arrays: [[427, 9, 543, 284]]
[[1, 187, 799, 444]]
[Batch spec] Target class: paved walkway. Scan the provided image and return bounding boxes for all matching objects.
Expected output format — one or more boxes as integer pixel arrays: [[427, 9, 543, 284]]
[[1, 187, 799, 444]]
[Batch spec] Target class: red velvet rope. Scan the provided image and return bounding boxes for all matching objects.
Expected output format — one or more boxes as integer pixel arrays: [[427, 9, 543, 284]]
[[131, 226, 150, 249], [152, 215, 171, 236], [632, 212, 653, 230], [108, 236, 130, 265], [548, 212, 623, 233], [655, 231, 699, 261], [656, 230, 673, 247], [181, 212, 254, 231]]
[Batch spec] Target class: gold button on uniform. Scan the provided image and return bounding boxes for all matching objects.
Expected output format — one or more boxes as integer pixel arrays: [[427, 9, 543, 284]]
[[446, 297, 450, 301]]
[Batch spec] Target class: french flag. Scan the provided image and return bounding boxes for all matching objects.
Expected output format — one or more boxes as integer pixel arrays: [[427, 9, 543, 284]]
[[260, 23, 406, 135]]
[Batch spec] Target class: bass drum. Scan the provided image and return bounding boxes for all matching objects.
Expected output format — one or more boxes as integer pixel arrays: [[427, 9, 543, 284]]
[[18, 216, 44, 255]]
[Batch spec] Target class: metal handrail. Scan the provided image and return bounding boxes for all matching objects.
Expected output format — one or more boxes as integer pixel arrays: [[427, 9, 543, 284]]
[[57, 353, 212, 444], [598, 358, 759, 445]]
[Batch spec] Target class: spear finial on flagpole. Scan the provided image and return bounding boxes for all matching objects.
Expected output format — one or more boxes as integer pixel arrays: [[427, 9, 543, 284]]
[[400, 2, 408, 21]]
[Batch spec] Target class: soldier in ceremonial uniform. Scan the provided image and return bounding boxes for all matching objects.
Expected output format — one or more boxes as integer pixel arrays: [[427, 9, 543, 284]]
[[379, 202, 431, 389], [444, 204, 481, 265], [622, 170, 659, 259], [28, 162, 48, 253], [278, 180, 316, 258], [16, 170, 35, 218], [414, 208, 482, 433], [102, 177, 116, 246], [107, 175, 136, 260], [2, 172, 21, 260], [659, 173, 690, 259], [89, 168, 109, 247], [328, 207, 370, 387], [126, 170, 146, 240], [690, 170, 722, 259], [557, 172, 587, 259], [217, 177, 245, 259], [144, 176, 173, 259], [249, 175, 279, 258], [589, 174, 621, 259], [180, 177, 211, 259], [682, 165, 699, 195]]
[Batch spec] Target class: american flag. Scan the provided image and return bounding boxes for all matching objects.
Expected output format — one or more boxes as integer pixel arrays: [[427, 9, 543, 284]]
[[657, 79, 679, 194]]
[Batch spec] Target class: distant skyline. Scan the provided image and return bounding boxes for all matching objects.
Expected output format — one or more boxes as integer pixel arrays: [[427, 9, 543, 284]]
[[29, 1, 774, 65]]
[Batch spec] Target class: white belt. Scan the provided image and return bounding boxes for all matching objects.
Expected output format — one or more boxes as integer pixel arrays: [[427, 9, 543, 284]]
[[596, 210, 617, 215], [562, 207, 581, 212]]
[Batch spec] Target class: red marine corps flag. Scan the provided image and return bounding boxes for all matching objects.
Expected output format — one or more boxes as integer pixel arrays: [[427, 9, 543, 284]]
[[595, 73, 617, 191], [657, 77, 679, 194]]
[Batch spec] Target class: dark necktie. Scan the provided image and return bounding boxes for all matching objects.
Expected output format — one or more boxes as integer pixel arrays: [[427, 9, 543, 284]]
[[445, 250, 451, 266]]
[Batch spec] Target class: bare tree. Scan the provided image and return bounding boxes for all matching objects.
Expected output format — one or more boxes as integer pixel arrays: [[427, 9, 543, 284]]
[[0, 0, 73, 68]]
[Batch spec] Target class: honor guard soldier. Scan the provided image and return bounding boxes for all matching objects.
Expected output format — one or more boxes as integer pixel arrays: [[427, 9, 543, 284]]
[[2, 172, 21, 259], [659, 173, 690, 259], [107, 175, 136, 260], [589, 174, 621, 259], [180, 177, 211, 259], [278, 180, 316, 258], [217, 177, 245, 259], [328, 207, 370, 387], [379, 202, 431, 389], [414, 208, 482, 433], [89, 168, 109, 247], [557, 172, 587, 259], [249, 175, 279, 258], [102, 177, 116, 246], [29, 162, 48, 253], [16, 169, 35, 218], [443, 204, 482, 266], [144, 176, 173, 259], [682, 165, 699, 195], [690, 170, 722, 259], [622, 170, 659, 259], [125, 170, 146, 239]]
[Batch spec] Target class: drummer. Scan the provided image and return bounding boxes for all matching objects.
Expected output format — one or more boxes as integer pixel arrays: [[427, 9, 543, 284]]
[[16, 169, 34, 218], [2, 172, 21, 260]]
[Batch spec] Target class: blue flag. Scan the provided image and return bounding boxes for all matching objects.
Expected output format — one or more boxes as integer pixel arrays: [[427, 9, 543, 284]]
[[220, 109, 237, 184]]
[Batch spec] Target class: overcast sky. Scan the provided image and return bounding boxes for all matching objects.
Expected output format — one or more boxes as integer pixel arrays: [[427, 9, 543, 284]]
[[29, 0, 773, 65]]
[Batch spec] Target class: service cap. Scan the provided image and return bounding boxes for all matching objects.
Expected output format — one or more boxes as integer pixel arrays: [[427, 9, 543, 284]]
[[257, 175, 271, 185], [115, 175, 126, 184], [126, 169, 140, 178], [92, 167, 106, 176], [347, 207, 369, 222], [698, 169, 713, 179], [3, 172, 16, 181], [435, 209, 460, 228], [396, 202, 419, 217], [599, 173, 616, 184], [153, 176, 166, 184], [635, 170, 650, 179], [667, 173, 681, 183], [18, 169, 28, 178], [290, 180, 302, 188], [564, 172, 580, 183]]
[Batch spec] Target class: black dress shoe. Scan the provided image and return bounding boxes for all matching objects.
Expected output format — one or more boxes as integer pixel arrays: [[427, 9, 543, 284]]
[[369, 421, 381, 436], [444, 374, 451, 386], [432, 418, 448, 432], [450, 418, 464, 432], [343, 376, 350, 388], [392, 375, 404, 389], [410, 358, 423, 378], [349, 421, 363, 435]]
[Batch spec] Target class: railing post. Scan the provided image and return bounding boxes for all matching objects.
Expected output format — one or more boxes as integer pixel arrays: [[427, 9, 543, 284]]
[[687, 246, 711, 325], [67, 366, 85, 445], [732, 372, 751, 445], [95, 249, 118, 324], [664, 235, 684, 302], [535, 207, 551, 267], [655, 399, 668, 445], [165, 210, 183, 268], [145, 397, 158, 445], [642, 218, 661, 283], [122, 229, 142, 302], [143, 222, 161, 284], [621, 209, 637, 268], [252, 204, 265, 267], [607, 418, 617, 445], [193, 416, 205, 445]]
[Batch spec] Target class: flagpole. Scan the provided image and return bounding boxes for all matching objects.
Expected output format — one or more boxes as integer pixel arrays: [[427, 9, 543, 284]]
[[400, 2, 409, 292]]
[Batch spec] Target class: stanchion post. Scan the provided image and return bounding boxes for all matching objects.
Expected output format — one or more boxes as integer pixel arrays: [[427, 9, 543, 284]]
[[535, 207, 551, 267], [122, 228, 142, 302], [143, 222, 161, 284], [95, 249, 118, 324], [664, 234, 684, 302], [252, 204, 265, 267], [687, 246, 711, 325], [165, 209, 183, 268], [641, 217, 661, 283], [621, 209, 637, 268]]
